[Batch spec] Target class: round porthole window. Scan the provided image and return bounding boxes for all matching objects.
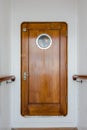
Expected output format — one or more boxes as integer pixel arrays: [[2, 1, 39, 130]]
[[36, 34, 52, 49]]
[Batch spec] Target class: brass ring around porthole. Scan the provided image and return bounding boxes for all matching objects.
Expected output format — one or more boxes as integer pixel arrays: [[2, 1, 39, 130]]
[[36, 34, 52, 49]]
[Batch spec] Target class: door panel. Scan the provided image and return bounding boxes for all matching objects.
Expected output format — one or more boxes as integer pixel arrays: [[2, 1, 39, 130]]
[[29, 30, 60, 104], [28, 104, 61, 116], [21, 22, 68, 116]]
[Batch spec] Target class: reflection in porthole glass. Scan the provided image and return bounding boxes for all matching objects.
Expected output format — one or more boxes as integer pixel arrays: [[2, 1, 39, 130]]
[[36, 34, 52, 49]]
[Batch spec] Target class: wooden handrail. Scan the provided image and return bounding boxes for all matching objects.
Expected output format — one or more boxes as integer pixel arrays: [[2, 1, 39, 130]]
[[73, 75, 87, 80], [0, 75, 15, 83], [73, 75, 87, 82]]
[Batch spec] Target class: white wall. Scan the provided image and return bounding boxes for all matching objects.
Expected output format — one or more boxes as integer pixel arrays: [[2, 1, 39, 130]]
[[11, 0, 78, 128], [78, 0, 87, 130], [0, 0, 11, 130]]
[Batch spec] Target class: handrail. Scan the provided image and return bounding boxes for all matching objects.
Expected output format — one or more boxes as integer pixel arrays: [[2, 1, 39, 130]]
[[0, 75, 15, 84], [73, 75, 87, 83]]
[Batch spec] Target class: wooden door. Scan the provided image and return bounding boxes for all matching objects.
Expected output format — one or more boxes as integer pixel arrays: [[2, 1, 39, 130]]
[[21, 22, 68, 116]]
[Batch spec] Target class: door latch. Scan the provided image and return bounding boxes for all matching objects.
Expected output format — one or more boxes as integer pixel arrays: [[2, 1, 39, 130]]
[[23, 72, 29, 80]]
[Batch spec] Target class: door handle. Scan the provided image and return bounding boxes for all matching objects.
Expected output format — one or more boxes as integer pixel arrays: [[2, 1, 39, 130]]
[[23, 72, 29, 80]]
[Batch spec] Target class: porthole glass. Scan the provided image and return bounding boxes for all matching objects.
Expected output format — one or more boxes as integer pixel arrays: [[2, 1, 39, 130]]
[[36, 34, 52, 49]]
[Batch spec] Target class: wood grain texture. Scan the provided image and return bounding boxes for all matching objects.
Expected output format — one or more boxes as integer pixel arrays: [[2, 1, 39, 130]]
[[21, 22, 68, 116], [21, 25, 29, 115], [29, 29, 60, 104], [28, 104, 61, 115]]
